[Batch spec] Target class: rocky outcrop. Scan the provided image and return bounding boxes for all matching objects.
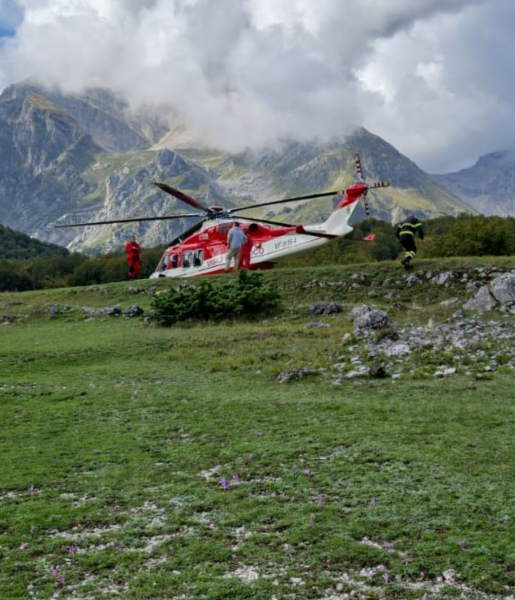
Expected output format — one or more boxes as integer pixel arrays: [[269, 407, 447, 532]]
[[301, 267, 515, 382], [333, 311, 515, 382], [0, 87, 103, 236]]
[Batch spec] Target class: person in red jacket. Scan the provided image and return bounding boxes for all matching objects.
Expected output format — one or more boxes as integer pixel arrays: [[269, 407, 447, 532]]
[[238, 223, 258, 270], [125, 235, 142, 280]]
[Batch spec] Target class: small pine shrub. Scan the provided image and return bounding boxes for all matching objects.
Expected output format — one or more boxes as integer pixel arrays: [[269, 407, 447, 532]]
[[151, 270, 281, 326]]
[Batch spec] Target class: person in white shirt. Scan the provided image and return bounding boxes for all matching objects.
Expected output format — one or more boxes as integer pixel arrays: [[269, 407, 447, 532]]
[[225, 222, 247, 273]]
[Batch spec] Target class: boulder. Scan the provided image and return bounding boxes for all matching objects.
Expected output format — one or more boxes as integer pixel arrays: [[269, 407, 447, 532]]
[[309, 302, 341, 315], [489, 272, 515, 306], [352, 307, 389, 331], [124, 305, 145, 318], [463, 286, 497, 312]]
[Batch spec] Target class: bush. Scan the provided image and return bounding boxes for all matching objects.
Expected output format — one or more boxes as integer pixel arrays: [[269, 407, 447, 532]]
[[151, 270, 281, 326]]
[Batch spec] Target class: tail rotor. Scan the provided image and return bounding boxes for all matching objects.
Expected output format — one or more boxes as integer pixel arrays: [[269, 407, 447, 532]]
[[354, 152, 365, 182], [354, 152, 391, 220], [354, 153, 371, 220]]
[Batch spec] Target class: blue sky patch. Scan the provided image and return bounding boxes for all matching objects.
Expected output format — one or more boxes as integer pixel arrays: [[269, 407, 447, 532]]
[[0, 25, 16, 39], [0, 0, 23, 39]]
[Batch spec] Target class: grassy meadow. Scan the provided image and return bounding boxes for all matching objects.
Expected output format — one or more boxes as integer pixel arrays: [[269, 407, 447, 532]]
[[1, 259, 514, 600]]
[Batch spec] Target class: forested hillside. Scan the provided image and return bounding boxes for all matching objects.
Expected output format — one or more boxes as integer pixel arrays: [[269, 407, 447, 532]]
[[0, 224, 69, 260]]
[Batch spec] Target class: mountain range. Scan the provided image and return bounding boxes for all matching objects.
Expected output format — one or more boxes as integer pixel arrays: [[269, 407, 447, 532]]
[[433, 149, 515, 216], [0, 81, 509, 255]]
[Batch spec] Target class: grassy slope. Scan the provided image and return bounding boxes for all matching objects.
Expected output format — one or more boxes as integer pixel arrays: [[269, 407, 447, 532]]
[[0, 258, 514, 600]]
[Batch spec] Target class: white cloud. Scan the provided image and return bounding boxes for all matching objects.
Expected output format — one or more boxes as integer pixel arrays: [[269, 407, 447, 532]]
[[1, 0, 511, 172]]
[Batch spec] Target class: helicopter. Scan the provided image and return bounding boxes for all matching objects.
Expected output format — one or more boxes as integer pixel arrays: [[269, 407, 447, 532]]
[[56, 153, 390, 278]]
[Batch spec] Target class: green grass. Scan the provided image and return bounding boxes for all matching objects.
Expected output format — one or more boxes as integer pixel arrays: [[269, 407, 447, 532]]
[[1, 261, 514, 599]]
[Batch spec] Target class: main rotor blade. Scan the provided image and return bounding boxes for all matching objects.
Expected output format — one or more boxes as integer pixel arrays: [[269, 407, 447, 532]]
[[230, 190, 340, 214], [295, 226, 338, 239], [240, 216, 338, 238], [152, 182, 213, 213], [239, 216, 300, 228], [167, 218, 207, 247], [55, 213, 204, 228]]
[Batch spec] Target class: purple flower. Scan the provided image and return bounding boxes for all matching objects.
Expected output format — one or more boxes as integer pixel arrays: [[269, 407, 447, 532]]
[[384, 541, 394, 550], [220, 478, 230, 490], [56, 576, 65, 584], [337, 478, 343, 485], [50, 566, 60, 576], [303, 469, 311, 475], [422, 595, 428, 600], [382, 573, 389, 583], [458, 540, 467, 550], [419, 571, 425, 581], [316, 497, 325, 505], [370, 498, 377, 505], [232, 474, 239, 483], [291, 464, 298, 470], [115, 545, 125, 551], [247, 454, 253, 461], [402, 558, 411, 565]]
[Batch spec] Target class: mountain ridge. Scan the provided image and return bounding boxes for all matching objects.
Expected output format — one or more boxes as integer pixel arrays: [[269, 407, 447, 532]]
[[0, 81, 477, 255], [434, 149, 515, 216]]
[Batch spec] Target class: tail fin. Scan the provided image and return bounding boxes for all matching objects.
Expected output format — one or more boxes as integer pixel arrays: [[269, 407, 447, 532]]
[[303, 155, 391, 237]]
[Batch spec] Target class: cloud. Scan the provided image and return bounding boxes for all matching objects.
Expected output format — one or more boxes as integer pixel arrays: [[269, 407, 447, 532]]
[[0, 0, 509, 172], [358, 0, 515, 172]]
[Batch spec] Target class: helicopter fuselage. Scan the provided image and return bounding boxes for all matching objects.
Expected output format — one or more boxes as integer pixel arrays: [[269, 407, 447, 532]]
[[55, 155, 390, 279], [149, 184, 364, 279]]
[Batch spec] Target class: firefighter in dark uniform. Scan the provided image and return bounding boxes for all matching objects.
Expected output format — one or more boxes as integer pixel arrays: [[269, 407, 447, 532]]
[[395, 215, 424, 268]]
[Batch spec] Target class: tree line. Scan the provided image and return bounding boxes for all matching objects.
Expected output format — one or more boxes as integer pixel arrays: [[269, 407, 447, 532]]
[[282, 214, 515, 267], [0, 247, 165, 292], [1, 214, 515, 291]]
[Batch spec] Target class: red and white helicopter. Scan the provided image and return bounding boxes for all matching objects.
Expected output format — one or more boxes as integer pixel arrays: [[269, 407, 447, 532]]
[[57, 154, 390, 278]]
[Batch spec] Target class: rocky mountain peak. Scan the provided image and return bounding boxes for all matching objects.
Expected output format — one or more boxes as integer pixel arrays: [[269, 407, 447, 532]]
[[434, 148, 515, 216], [0, 82, 478, 254]]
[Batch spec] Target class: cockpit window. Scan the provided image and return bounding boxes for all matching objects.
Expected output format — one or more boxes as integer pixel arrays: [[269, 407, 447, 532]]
[[193, 249, 204, 266], [217, 224, 231, 234], [182, 251, 193, 268], [159, 253, 179, 270], [159, 254, 169, 271]]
